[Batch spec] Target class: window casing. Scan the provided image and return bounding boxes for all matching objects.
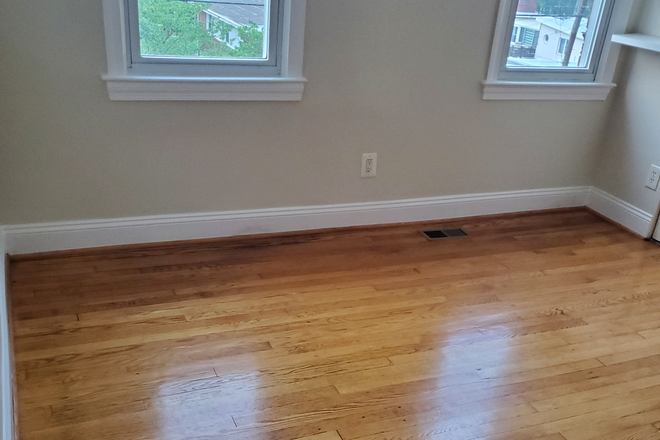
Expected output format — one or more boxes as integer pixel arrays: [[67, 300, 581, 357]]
[[101, 0, 307, 101]]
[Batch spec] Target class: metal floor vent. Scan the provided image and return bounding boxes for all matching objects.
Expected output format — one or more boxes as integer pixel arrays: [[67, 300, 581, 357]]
[[421, 228, 468, 240]]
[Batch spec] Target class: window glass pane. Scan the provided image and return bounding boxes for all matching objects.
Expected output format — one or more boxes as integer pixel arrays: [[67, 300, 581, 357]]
[[137, 0, 269, 60], [507, 0, 602, 69]]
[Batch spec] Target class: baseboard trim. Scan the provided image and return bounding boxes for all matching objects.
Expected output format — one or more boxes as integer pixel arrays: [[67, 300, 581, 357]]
[[586, 187, 655, 238], [0, 229, 16, 440], [3, 187, 591, 255], [3, 186, 652, 256]]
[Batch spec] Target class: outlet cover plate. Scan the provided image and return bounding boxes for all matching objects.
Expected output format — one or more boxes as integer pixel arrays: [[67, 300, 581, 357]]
[[361, 153, 377, 178], [646, 165, 660, 190]]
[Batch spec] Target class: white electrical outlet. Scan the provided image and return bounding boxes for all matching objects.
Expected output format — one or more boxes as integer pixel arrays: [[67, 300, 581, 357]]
[[361, 153, 377, 178], [646, 165, 660, 191]]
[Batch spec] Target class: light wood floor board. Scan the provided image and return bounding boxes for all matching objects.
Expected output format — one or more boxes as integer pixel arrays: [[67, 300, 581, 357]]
[[9, 208, 660, 440]]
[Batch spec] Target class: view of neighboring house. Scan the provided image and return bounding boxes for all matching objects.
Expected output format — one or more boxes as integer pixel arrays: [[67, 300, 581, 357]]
[[535, 16, 587, 64], [509, 0, 590, 67], [198, 0, 266, 50], [510, 17, 542, 60], [510, 16, 588, 67]]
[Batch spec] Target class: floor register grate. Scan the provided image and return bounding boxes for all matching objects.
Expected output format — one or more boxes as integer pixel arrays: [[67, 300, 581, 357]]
[[421, 228, 468, 240]]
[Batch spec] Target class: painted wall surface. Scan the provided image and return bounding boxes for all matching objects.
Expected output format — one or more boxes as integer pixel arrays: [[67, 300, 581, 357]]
[[594, 0, 660, 216], [0, 0, 610, 225]]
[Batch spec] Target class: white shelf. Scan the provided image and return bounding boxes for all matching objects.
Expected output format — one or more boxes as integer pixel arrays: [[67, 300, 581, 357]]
[[612, 33, 660, 54]]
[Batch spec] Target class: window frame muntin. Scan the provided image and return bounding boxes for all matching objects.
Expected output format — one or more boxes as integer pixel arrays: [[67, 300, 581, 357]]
[[496, 0, 616, 83]]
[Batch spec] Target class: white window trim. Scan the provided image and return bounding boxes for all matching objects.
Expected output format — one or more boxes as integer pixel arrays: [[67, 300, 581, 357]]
[[483, 0, 635, 101], [101, 0, 307, 101]]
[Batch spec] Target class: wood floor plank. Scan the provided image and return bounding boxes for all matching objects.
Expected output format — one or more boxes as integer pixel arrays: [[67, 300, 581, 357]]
[[563, 424, 660, 440], [294, 432, 343, 440], [11, 208, 660, 440]]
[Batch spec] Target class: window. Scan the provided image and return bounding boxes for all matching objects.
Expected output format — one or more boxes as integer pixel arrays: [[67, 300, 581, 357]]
[[511, 26, 520, 43], [503, 0, 614, 79], [127, 0, 278, 76], [483, 0, 635, 100], [101, 0, 307, 101], [520, 27, 539, 48]]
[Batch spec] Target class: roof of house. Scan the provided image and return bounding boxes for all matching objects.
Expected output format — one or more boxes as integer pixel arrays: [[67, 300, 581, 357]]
[[515, 17, 542, 31], [207, 0, 266, 27]]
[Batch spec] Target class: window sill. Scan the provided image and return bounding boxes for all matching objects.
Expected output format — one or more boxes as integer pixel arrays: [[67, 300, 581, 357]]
[[482, 81, 616, 101], [102, 75, 307, 101]]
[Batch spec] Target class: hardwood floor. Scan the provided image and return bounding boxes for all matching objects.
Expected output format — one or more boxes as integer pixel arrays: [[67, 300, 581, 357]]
[[9, 208, 660, 440]]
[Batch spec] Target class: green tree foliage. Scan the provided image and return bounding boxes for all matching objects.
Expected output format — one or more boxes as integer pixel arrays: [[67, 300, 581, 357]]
[[232, 24, 265, 58], [537, 0, 593, 16], [137, 0, 264, 58]]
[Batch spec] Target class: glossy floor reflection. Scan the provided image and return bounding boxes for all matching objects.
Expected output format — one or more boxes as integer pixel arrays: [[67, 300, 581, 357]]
[[11, 209, 660, 440]]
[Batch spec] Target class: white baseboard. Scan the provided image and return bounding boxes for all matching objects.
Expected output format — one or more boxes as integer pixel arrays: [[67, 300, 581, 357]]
[[0, 229, 15, 440], [586, 187, 655, 237], [2, 186, 653, 256], [3, 187, 590, 255]]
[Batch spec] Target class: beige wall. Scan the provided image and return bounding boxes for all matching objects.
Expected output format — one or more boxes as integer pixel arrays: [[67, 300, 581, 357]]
[[594, 0, 660, 216], [0, 0, 611, 224]]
